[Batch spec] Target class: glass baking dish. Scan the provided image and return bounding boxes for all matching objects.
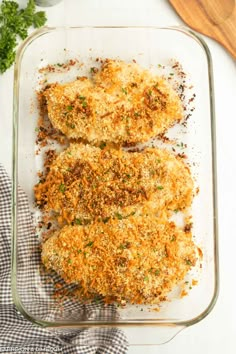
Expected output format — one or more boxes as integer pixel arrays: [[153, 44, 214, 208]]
[[12, 26, 218, 346]]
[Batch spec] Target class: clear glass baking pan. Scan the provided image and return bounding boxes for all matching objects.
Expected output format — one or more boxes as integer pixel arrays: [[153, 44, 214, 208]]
[[12, 26, 218, 345]]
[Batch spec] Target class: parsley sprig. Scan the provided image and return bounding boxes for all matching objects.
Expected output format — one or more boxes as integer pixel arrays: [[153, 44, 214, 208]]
[[0, 0, 47, 74]]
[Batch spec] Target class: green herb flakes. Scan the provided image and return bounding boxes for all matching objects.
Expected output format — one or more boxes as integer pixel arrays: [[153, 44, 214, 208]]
[[102, 217, 110, 224], [114, 212, 123, 220], [99, 142, 106, 150], [185, 259, 193, 266], [157, 185, 164, 190], [85, 241, 94, 247], [59, 183, 66, 193]]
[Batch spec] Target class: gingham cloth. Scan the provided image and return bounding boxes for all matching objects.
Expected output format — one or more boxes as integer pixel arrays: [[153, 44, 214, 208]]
[[0, 164, 128, 354]]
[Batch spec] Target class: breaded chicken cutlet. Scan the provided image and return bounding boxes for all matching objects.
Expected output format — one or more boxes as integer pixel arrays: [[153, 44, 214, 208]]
[[42, 215, 197, 304], [34, 144, 193, 224], [43, 59, 183, 144]]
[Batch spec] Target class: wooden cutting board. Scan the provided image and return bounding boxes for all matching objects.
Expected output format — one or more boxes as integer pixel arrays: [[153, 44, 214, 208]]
[[169, 0, 236, 59]]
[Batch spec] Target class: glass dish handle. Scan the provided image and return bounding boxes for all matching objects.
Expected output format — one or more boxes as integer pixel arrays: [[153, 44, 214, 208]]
[[47, 325, 185, 346], [123, 325, 185, 345]]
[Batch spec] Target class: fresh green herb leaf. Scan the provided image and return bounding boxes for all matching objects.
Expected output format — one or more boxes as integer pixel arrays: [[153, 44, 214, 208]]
[[155, 269, 160, 276], [32, 11, 47, 28], [67, 105, 73, 111], [121, 87, 127, 95], [0, 0, 47, 74], [144, 276, 149, 282], [68, 259, 72, 264], [77, 249, 82, 254]]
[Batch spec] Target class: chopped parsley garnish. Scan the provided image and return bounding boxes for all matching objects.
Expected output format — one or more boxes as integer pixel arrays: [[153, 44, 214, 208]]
[[67, 105, 73, 111], [121, 87, 128, 95], [114, 212, 123, 220], [75, 218, 82, 225], [102, 217, 110, 224], [59, 183, 66, 193], [155, 269, 160, 276], [157, 185, 164, 190], [85, 241, 94, 247], [144, 276, 149, 282], [185, 259, 193, 266], [99, 142, 106, 150]]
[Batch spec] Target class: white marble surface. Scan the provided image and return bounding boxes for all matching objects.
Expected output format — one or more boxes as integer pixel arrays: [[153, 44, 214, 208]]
[[0, 0, 236, 353]]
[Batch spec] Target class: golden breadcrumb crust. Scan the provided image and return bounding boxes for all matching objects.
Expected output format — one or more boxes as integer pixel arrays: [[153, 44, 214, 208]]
[[43, 59, 183, 144], [35, 144, 193, 224], [42, 215, 197, 304]]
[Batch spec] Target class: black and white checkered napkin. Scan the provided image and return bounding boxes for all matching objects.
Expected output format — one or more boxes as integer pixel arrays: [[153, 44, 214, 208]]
[[0, 164, 128, 354]]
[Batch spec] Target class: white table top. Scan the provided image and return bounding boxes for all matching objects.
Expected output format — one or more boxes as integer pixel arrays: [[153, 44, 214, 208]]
[[0, 0, 236, 353]]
